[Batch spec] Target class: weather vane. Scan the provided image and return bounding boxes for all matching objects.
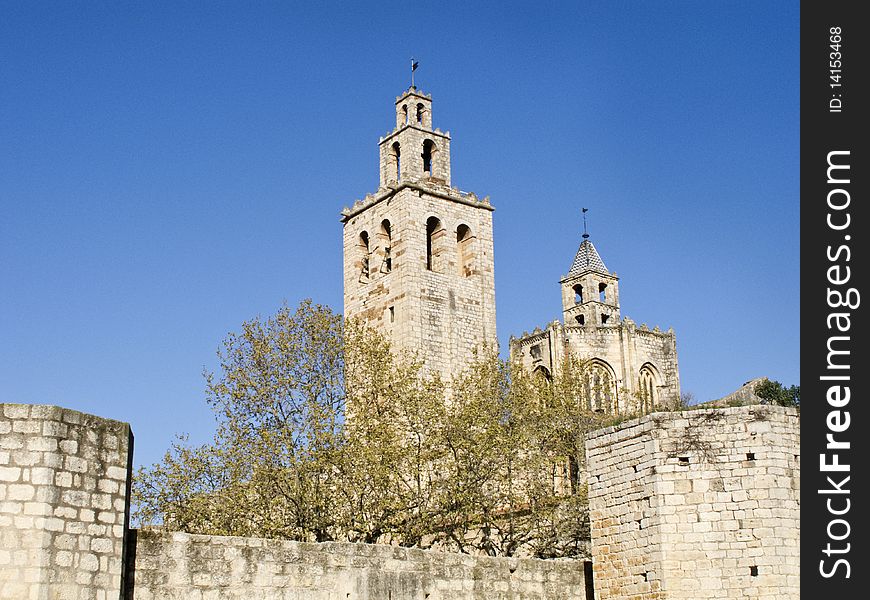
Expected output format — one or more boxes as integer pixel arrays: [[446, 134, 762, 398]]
[[582, 207, 590, 239], [411, 58, 419, 88]]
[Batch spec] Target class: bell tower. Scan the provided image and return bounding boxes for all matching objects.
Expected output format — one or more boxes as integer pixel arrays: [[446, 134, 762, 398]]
[[342, 87, 497, 379], [560, 235, 621, 327], [379, 88, 451, 187]]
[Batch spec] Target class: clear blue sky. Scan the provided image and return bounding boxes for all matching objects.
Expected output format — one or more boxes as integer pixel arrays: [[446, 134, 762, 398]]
[[1, 2, 799, 469]]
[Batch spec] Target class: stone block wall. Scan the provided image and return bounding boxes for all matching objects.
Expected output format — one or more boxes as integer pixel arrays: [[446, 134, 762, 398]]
[[510, 319, 680, 413], [0, 403, 132, 600], [127, 529, 588, 600], [343, 183, 497, 380], [585, 406, 799, 600]]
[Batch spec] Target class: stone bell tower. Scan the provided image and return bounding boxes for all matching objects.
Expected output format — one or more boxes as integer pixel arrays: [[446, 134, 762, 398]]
[[560, 235, 621, 327], [341, 87, 497, 379]]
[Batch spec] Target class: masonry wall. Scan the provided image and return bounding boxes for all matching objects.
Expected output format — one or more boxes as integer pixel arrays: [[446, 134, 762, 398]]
[[343, 183, 497, 380], [585, 406, 799, 600], [511, 319, 680, 413], [0, 403, 133, 600], [343, 87, 496, 382], [127, 529, 587, 600]]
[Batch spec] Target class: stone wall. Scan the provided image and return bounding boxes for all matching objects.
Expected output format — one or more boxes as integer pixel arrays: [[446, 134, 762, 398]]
[[127, 529, 588, 600], [511, 318, 680, 413], [585, 406, 799, 600], [342, 87, 497, 382], [342, 186, 496, 382], [1, 402, 801, 600], [0, 403, 133, 600]]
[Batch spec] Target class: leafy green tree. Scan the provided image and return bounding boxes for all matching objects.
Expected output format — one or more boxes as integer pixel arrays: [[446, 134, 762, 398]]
[[755, 379, 800, 407], [133, 301, 640, 558], [338, 318, 445, 545], [134, 300, 347, 540]]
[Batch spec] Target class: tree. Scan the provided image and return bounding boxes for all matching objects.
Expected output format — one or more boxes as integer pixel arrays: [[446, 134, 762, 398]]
[[133, 300, 631, 558], [338, 318, 446, 545], [755, 379, 800, 407], [510, 353, 621, 557], [679, 391, 696, 408], [134, 300, 347, 540]]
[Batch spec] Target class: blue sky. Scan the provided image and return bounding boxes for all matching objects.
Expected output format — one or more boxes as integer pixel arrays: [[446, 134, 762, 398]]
[[0, 1, 799, 469]]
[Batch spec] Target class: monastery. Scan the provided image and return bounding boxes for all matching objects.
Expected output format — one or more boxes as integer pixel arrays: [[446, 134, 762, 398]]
[[342, 86, 679, 414]]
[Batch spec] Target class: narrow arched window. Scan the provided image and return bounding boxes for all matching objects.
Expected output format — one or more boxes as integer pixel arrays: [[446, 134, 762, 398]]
[[359, 231, 370, 282], [391, 142, 401, 182], [456, 224, 473, 277], [416, 103, 424, 124], [380, 219, 392, 273], [422, 139, 435, 176], [402, 104, 408, 124], [585, 360, 615, 414], [573, 284, 583, 304], [638, 365, 658, 414], [599, 282, 607, 303], [426, 216, 442, 272]]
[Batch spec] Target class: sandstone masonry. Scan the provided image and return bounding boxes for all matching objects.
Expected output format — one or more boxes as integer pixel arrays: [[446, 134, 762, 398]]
[[511, 239, 680, 415], [585, 405, 800, 600], [342, 88, 497, 380], [0, 403, 133, 600], [127, 529, 587, 600], [1, 401, 799, 599]]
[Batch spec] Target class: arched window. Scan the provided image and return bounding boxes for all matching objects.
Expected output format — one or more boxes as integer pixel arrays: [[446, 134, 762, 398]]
[[573, 284, 583, 304], [533, 365, 553, 412], [422, 139, 435, 176], [402, 104, 408, 124], [380, 219, 392, 273], [599, 282, 607, 303], [575, 314, 585, 325], [426, 217, 443, 272], [533, 365, 552, 382], [359, 231, 370, 282], [638, 364, 659, 414], [456, 224, 474, 277], [584, 360, 616, 414], [390, 142, 401, 182], [416, 103, 424, 124]]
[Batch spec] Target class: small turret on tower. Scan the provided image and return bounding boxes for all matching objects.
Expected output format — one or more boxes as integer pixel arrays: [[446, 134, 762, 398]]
[[395, 87, 432, 129], [560, 232, 620, 327], [379, 88, 451, 187]]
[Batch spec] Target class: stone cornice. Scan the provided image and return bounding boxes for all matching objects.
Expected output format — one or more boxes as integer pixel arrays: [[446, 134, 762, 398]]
[[379, 124, 451, 145], [341, 181, 494, 222]]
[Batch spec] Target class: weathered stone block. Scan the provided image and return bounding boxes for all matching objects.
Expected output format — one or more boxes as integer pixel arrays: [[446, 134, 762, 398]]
[[586, 406, 799, 600]]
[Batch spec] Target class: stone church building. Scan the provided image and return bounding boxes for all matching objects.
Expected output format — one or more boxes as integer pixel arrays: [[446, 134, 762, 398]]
[[0, 84, 798, 600], [510, 235, 681, 413], [341, 87, 497, 379], [342, 87, 679, 413]]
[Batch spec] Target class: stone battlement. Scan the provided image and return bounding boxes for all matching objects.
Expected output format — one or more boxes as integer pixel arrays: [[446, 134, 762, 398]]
[[342, 180, 492, 222], [1, 402, 799, 599]]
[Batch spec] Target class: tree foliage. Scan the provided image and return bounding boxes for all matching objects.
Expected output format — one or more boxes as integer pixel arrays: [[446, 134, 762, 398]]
[[755, 379, 800, 407], [133, 300, 633, 557]]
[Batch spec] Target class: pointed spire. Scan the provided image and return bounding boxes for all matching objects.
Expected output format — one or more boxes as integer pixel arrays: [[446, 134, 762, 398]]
[[568, 239, 609, 276], [568, 208, 608, 275]]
